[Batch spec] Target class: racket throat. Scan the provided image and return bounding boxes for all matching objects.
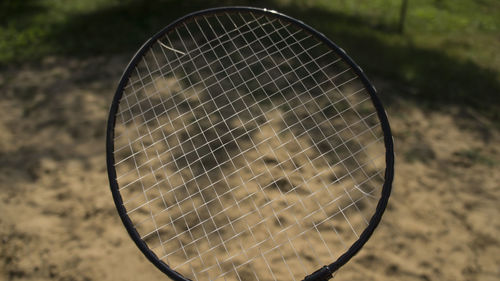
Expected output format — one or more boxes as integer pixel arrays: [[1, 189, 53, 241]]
[[302, 266, 333, 281]]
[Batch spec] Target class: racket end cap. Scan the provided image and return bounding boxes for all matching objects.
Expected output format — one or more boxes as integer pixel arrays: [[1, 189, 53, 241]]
[[302, 266, 333, 281]]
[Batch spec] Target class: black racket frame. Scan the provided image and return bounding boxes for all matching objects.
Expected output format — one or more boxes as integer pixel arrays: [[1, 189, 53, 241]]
[[106, 6, 394, 281]]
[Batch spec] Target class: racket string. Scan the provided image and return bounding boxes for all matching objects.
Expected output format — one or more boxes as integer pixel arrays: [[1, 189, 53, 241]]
[[119, 89, 376, 215], [114, 25, 315, 145], [114, 11, 386, 281], [166, 15, 308, 279], [123, 96, 382, 230], [115, 60, 356, 187], [142, 133, 383, 251]]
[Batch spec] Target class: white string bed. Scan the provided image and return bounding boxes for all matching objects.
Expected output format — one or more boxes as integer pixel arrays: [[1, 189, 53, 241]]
[[112, 10, 385, 281]]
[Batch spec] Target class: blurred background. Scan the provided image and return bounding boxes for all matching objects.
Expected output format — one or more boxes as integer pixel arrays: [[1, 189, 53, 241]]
[[0, 0, 498, 280]]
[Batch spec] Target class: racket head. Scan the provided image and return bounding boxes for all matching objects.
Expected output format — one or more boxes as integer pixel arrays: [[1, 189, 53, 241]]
[[106, 6, 394, 281]]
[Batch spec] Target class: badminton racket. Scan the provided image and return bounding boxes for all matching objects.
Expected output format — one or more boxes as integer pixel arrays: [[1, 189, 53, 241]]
[[106, 6, 394, 281]]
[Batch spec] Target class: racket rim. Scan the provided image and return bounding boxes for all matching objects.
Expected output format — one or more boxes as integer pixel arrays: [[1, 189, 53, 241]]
[[106, 6, 394, 281]]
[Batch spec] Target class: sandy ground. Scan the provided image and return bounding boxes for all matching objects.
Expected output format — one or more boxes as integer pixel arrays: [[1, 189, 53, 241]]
[[0, 56, 499, 281]]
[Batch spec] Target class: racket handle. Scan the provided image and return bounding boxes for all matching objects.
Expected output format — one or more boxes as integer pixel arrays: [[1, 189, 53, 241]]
[[302, 266, 333, 281]]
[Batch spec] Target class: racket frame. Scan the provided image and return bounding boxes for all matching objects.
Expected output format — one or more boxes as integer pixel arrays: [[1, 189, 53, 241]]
[[106, 6, 394, 281]]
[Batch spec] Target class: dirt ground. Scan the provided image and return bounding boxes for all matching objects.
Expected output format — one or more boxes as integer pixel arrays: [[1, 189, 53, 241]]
[[0, 56, 499, 281]]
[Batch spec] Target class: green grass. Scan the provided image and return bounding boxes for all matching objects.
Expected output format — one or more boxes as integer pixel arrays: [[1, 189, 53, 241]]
[[1, 0, 499, 123], [312, 0, 500, 73]]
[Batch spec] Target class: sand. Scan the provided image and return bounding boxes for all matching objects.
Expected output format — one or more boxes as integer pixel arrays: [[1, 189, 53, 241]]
[[0, 56, 499, 281]]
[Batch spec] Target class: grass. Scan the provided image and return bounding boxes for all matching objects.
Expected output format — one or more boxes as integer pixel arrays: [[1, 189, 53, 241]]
[[1, 0, 499, 123], [313, 0, 500, 76]]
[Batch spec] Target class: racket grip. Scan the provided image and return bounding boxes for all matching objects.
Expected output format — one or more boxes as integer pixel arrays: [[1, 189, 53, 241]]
[[302, 266, 333, 281]]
